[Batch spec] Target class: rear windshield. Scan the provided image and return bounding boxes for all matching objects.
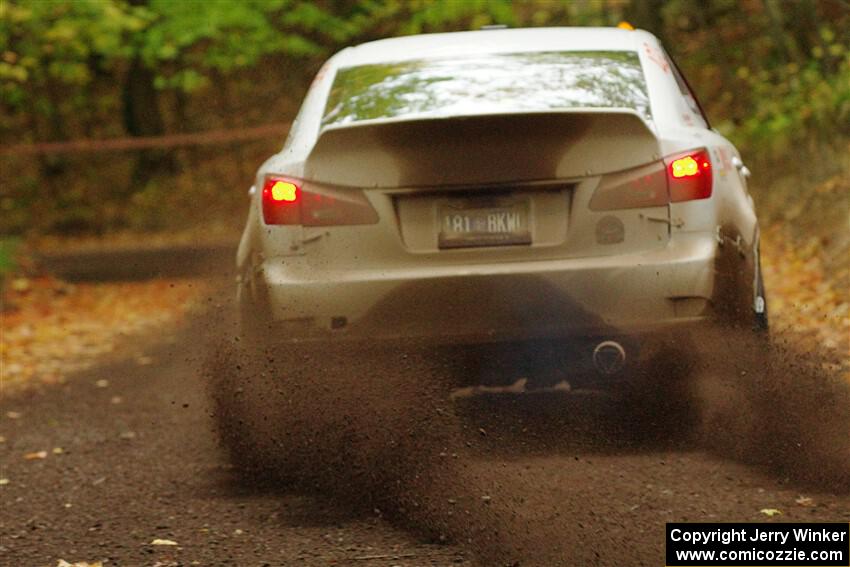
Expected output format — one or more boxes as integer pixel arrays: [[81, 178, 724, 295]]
[[322, 51, 650, 127]]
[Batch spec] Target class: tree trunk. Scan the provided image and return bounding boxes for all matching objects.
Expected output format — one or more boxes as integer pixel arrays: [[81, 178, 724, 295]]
[[122, 57, 176, 190]]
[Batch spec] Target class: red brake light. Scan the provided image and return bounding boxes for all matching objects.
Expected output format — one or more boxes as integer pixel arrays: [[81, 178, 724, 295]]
[[261, 175, 378, 226], [670, 155, 699, 178], [262, 177, 302, 225], [269, 180, 298, 202], [665, 149, 712, 202]]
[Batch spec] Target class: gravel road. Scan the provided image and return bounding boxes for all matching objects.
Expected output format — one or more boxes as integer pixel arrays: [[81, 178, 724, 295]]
[[2, 295, 849, 566]]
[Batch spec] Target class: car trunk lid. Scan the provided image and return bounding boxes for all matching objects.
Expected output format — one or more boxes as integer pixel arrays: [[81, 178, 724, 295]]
[[305, 110, 659, 187], [295, 110, 669, 267]]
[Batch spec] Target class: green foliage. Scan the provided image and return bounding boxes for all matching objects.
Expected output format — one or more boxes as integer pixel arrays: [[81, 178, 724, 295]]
[[395, 0, 517, 33], [0, 0, 142, 118], [654, 0, 850, 161], [0, 0, 346, 108], [139, 0, 340, 90], [734, 49, 850, 159]]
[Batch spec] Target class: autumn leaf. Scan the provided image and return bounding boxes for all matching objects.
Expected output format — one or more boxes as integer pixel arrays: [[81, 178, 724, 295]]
[[1, 277, 208, 392]]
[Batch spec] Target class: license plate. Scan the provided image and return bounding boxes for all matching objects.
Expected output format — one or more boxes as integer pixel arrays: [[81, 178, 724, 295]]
[[438, 199, 531, 249]]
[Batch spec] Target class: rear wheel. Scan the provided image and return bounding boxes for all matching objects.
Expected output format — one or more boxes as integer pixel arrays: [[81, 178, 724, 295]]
[[753, 251, 769, 332], [715, 240, 770, 334]]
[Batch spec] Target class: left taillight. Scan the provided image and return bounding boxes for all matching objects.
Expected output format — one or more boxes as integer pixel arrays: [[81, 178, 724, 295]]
[[262, 177, 301, 225], [261, 175, 378, 226]]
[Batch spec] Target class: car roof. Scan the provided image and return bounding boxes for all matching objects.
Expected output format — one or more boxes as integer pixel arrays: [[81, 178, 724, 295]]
[[336, 27, 654, 68]]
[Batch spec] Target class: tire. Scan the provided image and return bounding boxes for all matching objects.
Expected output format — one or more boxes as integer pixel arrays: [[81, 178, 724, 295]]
[[753, 253, 769, 333]]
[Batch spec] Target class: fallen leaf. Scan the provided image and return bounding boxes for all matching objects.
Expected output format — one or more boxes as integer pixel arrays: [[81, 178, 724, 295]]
[[52, 447, 64, 455], [6, 411, 22, 419], [2, 277, 208, 394], [795, 496, 814, 507], [150, 538, 178, 546], [11, 277, 30, 292], [24, 450, 48, 460], [95, 379, 109, 388], [0, 478, 9, 485], [760, 508, 782, 517]]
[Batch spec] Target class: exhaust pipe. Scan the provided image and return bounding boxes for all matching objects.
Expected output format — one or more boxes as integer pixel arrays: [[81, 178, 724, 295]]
[[592, 340, 626, 375]]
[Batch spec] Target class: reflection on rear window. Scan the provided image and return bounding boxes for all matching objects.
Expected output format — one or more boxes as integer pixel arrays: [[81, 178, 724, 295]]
[[323, 51, 650, 127]]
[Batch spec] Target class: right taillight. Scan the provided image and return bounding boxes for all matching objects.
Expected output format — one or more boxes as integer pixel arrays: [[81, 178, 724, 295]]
[[261, 175, 378, 226], [590, 148, 713, 211], [589, 161, 669, 211], [665, 148, 712, 202]]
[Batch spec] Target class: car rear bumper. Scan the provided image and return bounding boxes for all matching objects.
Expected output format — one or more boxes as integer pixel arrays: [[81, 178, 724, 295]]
[[250, 232, 718, 343]]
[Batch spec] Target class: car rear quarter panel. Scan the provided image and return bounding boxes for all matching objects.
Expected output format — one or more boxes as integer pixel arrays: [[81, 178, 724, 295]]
[[638, 33, 757, 254]]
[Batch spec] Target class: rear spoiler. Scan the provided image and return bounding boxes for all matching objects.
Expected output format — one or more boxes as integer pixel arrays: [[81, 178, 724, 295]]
[[305, 109, 660, 188]]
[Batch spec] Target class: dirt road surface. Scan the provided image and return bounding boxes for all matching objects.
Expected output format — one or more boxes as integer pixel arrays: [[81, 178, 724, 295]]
[[2, 287, 849, 566]]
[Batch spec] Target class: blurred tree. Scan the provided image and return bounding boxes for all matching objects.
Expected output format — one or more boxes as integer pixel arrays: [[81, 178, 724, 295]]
[[0, 0, 145, 231], [124, 0, 174, 189]]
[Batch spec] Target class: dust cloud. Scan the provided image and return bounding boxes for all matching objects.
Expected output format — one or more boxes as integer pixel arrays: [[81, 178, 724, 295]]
[[204, 323, 850, 566], [692, 326, 850, 490], [206, 339, 535, 564]]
